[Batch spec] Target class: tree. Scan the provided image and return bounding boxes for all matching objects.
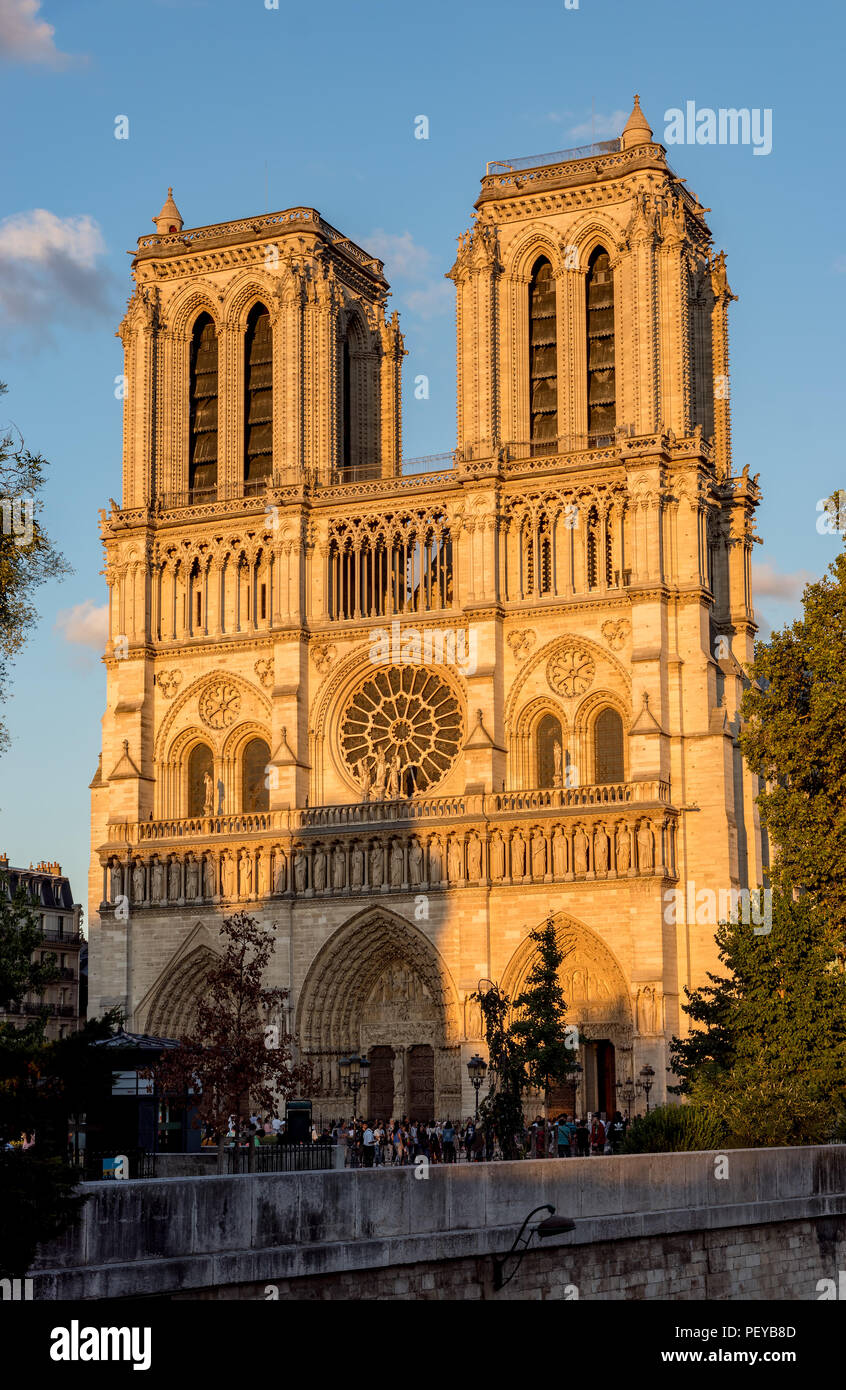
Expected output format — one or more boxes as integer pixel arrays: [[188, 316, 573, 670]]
[[739, 540, 846, 942], [509, 913, 578, 1114], [670, 889, 846, 1144], [152, 912, 311, 1170], [0, 870, 61, 1048], [0, 383, 71, 754], [472, 981, 525, 1160]]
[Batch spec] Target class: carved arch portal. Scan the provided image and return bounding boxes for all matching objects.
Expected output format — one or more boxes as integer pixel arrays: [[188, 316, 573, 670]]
[[143, 942, 220, 1038], [295, 907, 462, 1114]]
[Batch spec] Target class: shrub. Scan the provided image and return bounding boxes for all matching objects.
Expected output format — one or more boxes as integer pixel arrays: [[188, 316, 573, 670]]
[[621, 1103, 727, 1154]]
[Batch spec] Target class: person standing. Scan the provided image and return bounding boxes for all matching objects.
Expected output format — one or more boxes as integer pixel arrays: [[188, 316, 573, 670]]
[[442, 1119, 456, 1163], [575, 1116, 590, 1157], [590, 1113, 606, 1155], [362, 1122, 376, 1167], [608, 1110, 627, 1154]]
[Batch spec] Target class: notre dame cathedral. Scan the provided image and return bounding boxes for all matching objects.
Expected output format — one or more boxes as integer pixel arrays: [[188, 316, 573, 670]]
[[89, 97, 764, 1121]]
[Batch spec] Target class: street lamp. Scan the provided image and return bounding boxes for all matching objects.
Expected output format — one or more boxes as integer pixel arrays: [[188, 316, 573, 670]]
[[339, 1053, 370, 1124], [467, 1053, 488, 1120], [638, 1064, 655, 1114], [615, 1074, 636, 1119]]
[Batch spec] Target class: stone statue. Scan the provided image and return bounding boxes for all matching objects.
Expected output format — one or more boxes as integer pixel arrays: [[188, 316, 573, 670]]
[[390, 839, 404, 887], [490, 833, 505, 881], [373, 747, 387, 800], [131, 860, 144, 902], [332, 845, 346, 890], [511, 832, 526, 879], [202, 771, 214, 816], [408, 838, 422, 886], [274, 854, 287, 894], [552, 738, 563, 787], [467, 835, 482, 881], [552, 827, 567, 878], [358, 759, 373, 802], [313, 847, 326, 892], [387, 753, 401, 801], [110, 860, 122, 901], [532, 830, 546, 879], [637, 822, 654, 871], [257, 853, 268, 898], [593, 828, 608, 875], [638, 985, 657, 1035], [186, 854, 199, 900], [168, 857, 180, 900], [351, 843, 364, 888], [369, 842, 383, 888], [150, 857, 164, 902], [448, 837, 463, 881], [221, 853, 235, 898], [573, 827, 588, 876], [616, 825, 631, 873], [203, 856, 216, 898], [294, 850, 307, 894], [239, 851, 253, 898], [428, 836, 443, 885]]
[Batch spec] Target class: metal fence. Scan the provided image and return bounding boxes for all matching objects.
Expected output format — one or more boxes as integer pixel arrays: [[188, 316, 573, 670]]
[[73, 1149, 157, 1181], [226, 1141, 336, 1174]]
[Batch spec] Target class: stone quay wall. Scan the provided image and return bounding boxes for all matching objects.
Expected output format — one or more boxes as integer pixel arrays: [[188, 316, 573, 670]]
[[29, 1146, 846, 1301]]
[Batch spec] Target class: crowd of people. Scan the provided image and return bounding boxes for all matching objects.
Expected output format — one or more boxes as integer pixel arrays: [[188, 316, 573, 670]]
[[202, 1110, 634, 1161], [327, 1110, 632, 1166]]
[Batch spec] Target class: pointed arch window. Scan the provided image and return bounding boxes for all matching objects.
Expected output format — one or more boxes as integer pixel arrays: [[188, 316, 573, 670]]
[[242, 737, 270, 812], [189, 314, 218, 499], [586, 248, 616, 447], [537, 713, 563, 789], [529, 257, 558, 455], [187, 743, 214, 817], [594, 708, 624, 784], [244, 303, 273, 491]]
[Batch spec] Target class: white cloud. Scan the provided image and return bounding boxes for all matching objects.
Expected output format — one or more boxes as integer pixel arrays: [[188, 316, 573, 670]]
[[55, 599, 108, 652], [0, 209, 112, 349], [365, 228, 452, 322], [0, 0, 70, 66], [567, 110, 629, 142], [367, 229, 433, 280], [751, 560, 814, 602]]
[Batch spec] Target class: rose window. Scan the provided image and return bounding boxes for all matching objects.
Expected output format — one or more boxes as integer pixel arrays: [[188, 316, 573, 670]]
[[199, 680, 242, 729], [546, 648, 595, 698], [340, 665, 463, 793]]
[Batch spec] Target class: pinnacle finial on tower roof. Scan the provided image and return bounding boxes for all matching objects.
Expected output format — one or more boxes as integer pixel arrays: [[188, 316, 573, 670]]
[[621, 94, 653, 149], [153, 187, 183, 235]]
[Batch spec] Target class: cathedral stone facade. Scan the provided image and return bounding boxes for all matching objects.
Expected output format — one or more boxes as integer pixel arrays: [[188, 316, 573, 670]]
[[89, 99, 764, 1120]]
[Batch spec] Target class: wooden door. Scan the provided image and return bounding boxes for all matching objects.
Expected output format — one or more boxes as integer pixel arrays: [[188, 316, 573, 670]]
[[368, 1046, 394, 1121], [407, 1044, 434, 1121]]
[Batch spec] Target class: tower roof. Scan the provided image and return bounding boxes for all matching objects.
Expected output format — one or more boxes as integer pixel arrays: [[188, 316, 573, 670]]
[[153, 187, 183, 234], [621, 95, 653, 149]]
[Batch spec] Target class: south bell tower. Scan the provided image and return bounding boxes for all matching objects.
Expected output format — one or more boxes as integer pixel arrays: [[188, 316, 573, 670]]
[[90, 101, 763, 1121]]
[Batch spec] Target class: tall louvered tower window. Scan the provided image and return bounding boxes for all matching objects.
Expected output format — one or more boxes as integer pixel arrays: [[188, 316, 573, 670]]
[[189, 314, 218, 498], [595, 708, 624, 784], [341, 330, 353, 479], [586, 248, 616, 447], [529, 258, 558, 455], [244, 303, 273, 491]]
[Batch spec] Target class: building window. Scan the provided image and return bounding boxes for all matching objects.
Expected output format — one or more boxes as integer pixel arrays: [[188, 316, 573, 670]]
[[244, 303, 273, 491], [187, 743, 214, 817], [189, 314, 218, 498], [586, 248, 616, 447], [594, 708, 625, 784], [529, 258, 558, 455], [242, 738, 270, 812], [537, 713, 563, 788]]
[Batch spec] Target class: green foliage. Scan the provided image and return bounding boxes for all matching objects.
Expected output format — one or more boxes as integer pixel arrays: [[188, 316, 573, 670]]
[[0, 383, 71, 755], [472, 982, 525, 1159], [621, 1103, 727, 1154], [510, 914, 578, 1106], [0, 1153, 88, 1278], [739, 543, 846, 942], [670, 888, 846, 1137]]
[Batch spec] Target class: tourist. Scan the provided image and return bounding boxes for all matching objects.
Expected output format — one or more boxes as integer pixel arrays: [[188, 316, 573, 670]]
[[556, 1113, 571, 1157], [590, 1113, 606, 1155], [471, 1124, 486, 1162], [442, 1118, 456, 1163], [362, 1121, 376, 1167], [608, 1110, 627, 1153], [575, 1116, 590, 1157]]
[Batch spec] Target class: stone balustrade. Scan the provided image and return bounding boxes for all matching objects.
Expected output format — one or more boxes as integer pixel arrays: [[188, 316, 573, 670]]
[[100, 794, 676, 911]]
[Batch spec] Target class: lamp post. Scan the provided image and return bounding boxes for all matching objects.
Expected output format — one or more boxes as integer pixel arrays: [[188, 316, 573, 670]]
[[338, 1053, 370, 1125], [467, 1053, 488, 1121], [638, 1064, 655, 1114], [615, 1075, 636, 1119]]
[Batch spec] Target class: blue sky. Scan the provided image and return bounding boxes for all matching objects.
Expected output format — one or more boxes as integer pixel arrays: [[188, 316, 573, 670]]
[[0, 0, 843, 917]]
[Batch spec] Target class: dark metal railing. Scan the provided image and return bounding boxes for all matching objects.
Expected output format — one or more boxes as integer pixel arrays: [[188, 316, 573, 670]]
[[226, 1141, 336, 1174]]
